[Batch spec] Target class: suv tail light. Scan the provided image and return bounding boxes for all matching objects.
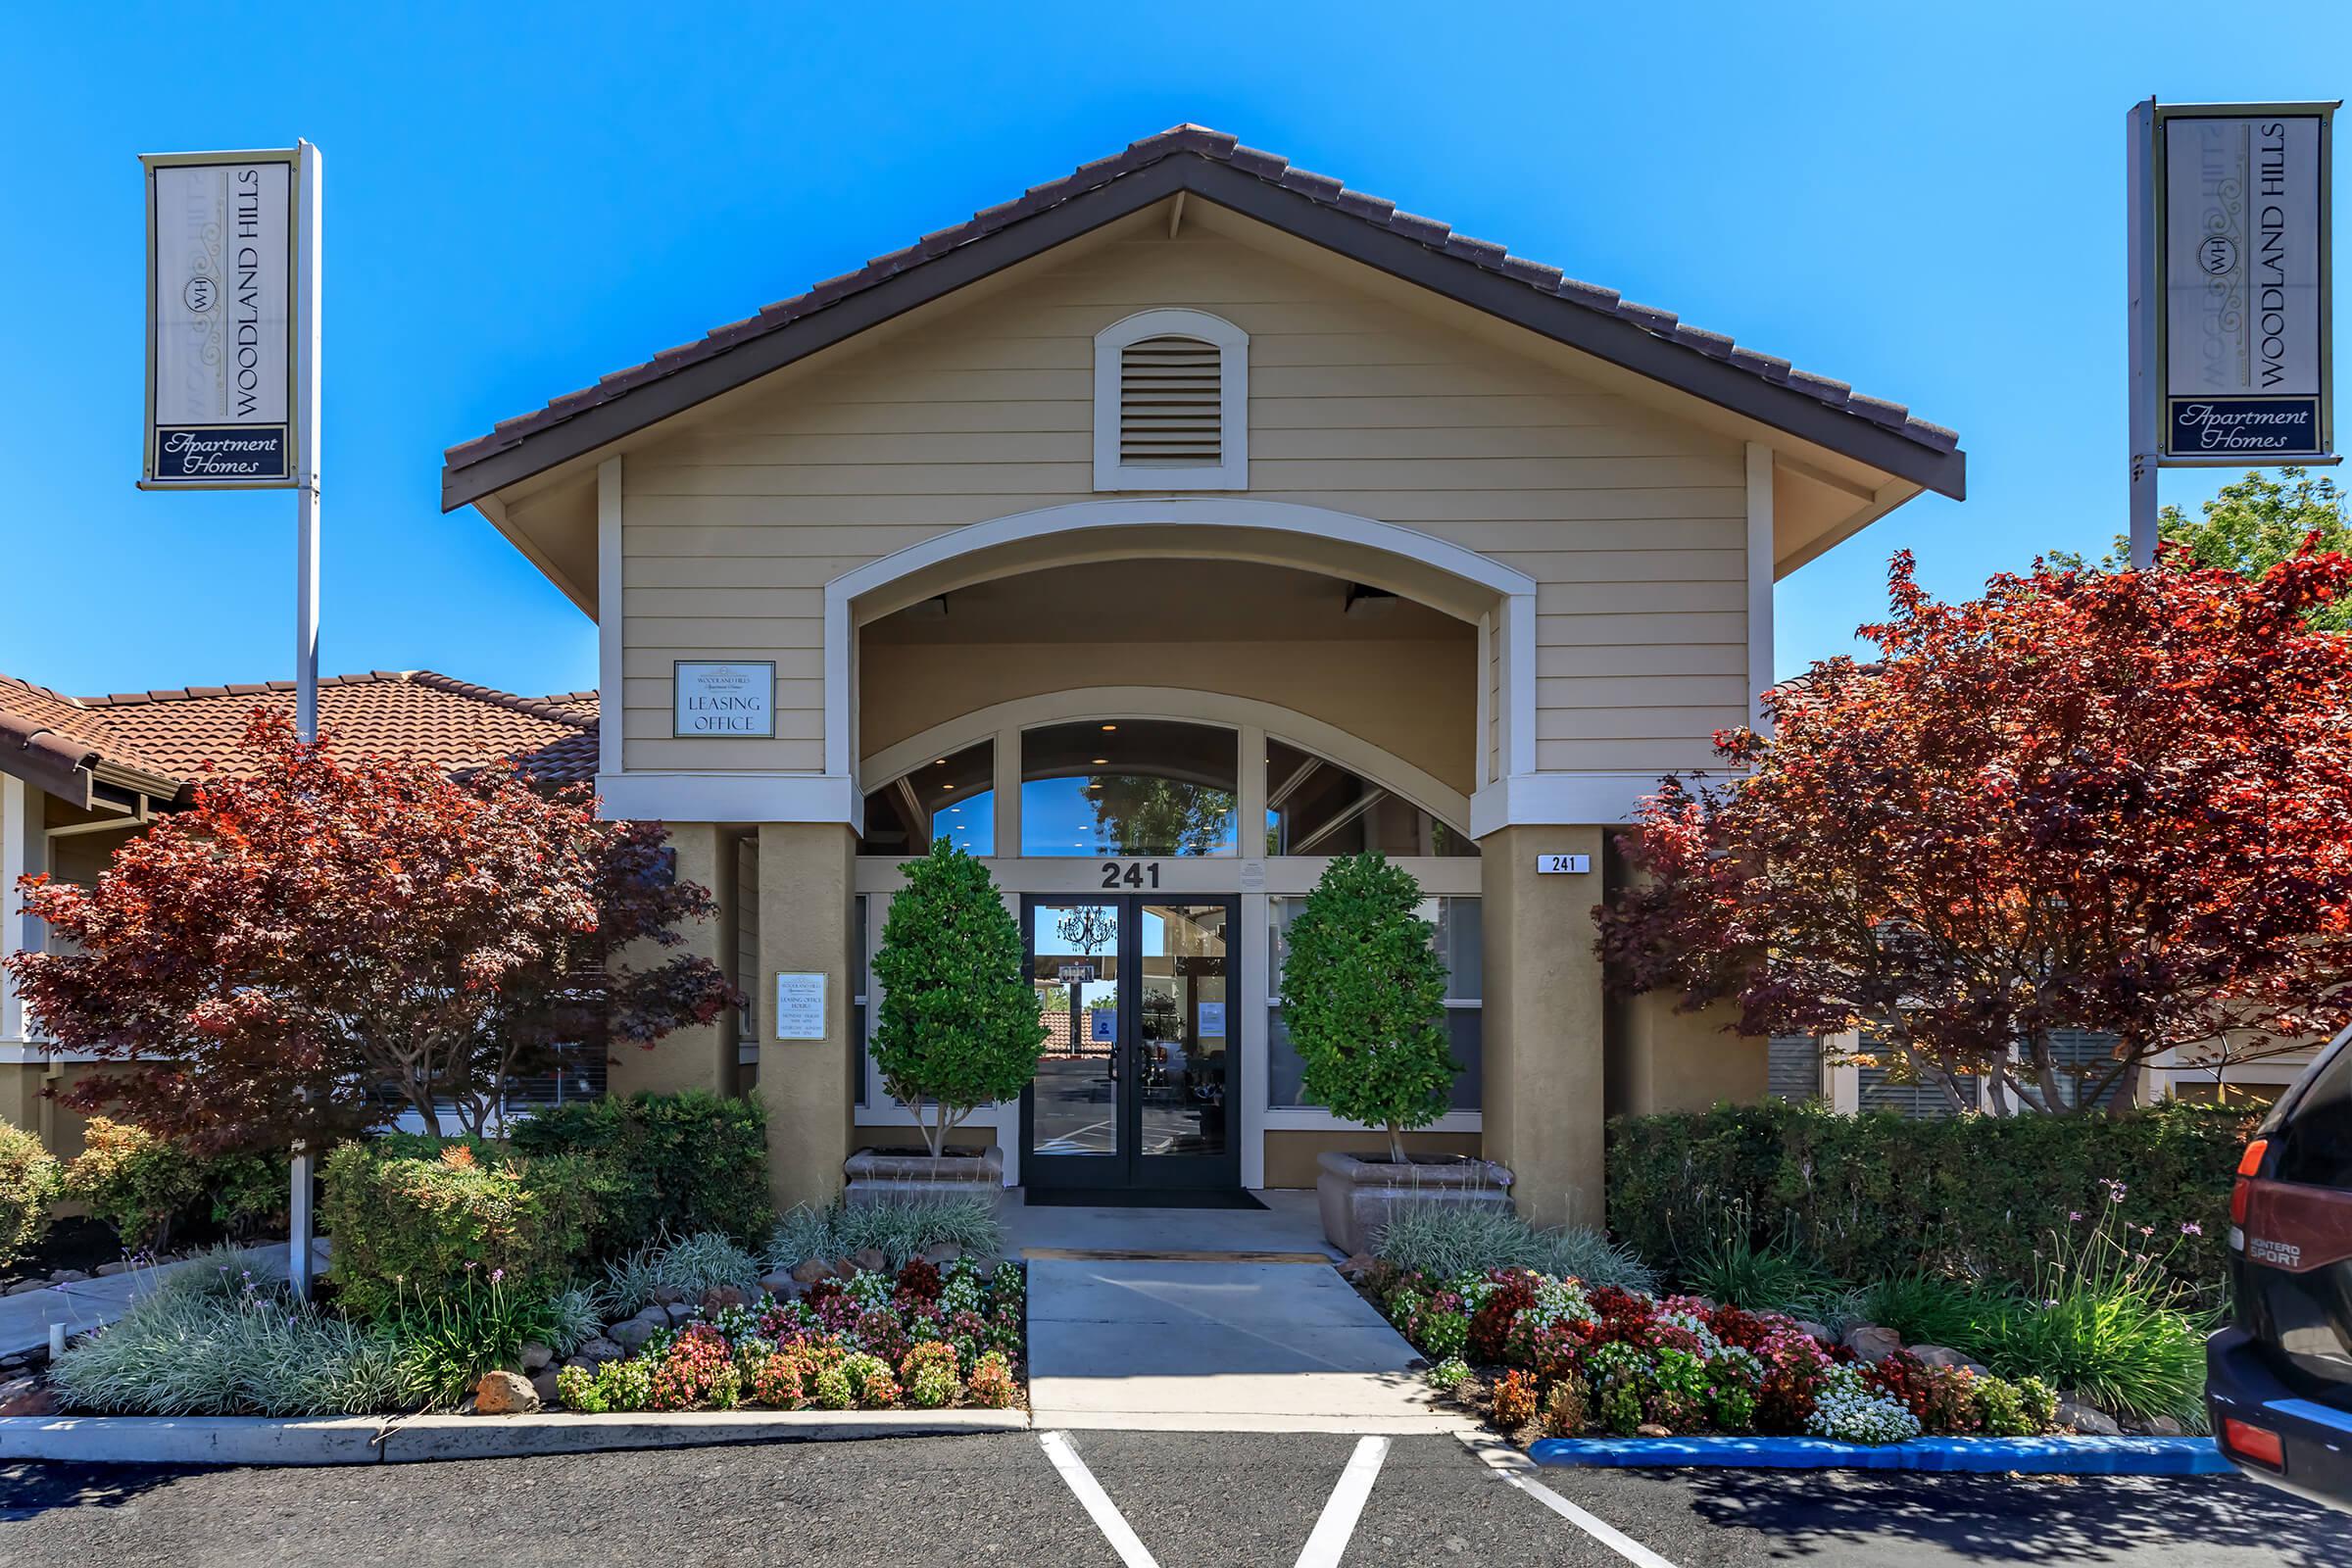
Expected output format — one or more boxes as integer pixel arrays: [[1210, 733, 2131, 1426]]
[[2222, 1416, 2286, 1471], [2232, 1139, 2270, 1224]]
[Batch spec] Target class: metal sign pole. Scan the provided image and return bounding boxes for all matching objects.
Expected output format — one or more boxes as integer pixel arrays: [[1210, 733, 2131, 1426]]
[[2126, 97, 2160, 568], [288, 138, 322, 1299]]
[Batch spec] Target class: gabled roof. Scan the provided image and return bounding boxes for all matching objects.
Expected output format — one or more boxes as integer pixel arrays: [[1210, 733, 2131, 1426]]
[[0, 670, 598, 808], [443, 124, 1963, 511]]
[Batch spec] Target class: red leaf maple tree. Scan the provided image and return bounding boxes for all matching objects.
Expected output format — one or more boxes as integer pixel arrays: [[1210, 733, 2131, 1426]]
[[1596, 547, 2352, 1113], [5, 713, 739, 1152]]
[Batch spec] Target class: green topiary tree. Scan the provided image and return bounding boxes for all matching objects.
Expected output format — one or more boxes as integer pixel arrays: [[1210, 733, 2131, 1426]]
[[869, 841, 1047, 1162], [0, 1123, 63, 1271], [1280, 852, 1457, 1163]]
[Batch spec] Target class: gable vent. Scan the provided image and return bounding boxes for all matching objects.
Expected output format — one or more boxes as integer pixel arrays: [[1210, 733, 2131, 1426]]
[[1117, 335, 1223, 466]]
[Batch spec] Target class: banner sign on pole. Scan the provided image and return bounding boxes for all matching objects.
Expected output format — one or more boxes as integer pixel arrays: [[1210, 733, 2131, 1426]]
[[2151, 105, 2337, 464], [140, 149, 300, 488]]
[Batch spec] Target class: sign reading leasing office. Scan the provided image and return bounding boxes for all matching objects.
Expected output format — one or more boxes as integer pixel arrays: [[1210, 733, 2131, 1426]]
[[674, 661, 776, 737], [2157, 106, 2335, 461], [142, 151, 298, 487]]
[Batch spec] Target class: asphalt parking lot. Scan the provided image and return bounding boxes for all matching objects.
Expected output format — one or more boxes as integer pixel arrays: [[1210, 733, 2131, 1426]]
[[3, 1430, 2349, 1567]]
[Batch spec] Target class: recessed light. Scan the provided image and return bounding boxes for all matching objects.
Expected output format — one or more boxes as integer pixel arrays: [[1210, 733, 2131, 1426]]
[[934, 758, 948, 765], [941, 782, 955, 790], [1091, 758, 1107, 765], [1101, 723, 1117, 731]]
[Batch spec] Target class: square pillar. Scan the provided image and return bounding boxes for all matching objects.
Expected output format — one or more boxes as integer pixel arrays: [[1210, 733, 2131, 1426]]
[[607, 822, 736, 1100], [1606, 992, 1766, 1118], [757, 821, 858, 1213], [1480, 823, 1605, 1229]]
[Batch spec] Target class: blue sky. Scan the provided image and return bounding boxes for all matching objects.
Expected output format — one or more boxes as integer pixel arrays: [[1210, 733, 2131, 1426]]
[[6, 2, 2348, 700]]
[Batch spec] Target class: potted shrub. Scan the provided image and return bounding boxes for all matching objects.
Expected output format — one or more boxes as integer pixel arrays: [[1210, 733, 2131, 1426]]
[[854, 840, 1047, 1207], [1281, 852, 1511, 1251]]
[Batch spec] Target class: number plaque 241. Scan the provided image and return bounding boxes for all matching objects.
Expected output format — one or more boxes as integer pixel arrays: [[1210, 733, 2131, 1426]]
[[1100, 860, 1161, 889]]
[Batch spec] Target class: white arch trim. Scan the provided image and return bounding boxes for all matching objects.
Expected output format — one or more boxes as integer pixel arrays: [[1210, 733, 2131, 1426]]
[[860, 684, 1473, 843], [824, 499, 1539, 781]]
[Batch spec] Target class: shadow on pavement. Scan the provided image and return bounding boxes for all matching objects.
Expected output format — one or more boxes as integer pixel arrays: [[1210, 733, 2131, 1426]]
[[1669, 1469, 2352, 1566], [0, 1462, 196, 1525]]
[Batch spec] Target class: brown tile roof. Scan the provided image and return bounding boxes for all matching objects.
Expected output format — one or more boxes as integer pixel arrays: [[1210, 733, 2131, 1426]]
[[444, 124, 1963, 508], [0, 670, 599, 801]]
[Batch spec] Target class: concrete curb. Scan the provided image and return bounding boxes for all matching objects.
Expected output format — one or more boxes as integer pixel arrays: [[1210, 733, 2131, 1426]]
[[0, 1407, 1032, 1467], [1526, 1434, 2230, 1475]]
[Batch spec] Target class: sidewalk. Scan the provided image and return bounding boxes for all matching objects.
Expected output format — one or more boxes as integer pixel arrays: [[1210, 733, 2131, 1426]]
[[0, 1242, 328, 1359], [1016, 1192, 1473, 1435]]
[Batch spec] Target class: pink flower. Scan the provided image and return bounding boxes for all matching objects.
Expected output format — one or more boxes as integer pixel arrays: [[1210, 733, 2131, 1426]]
[[2180, 1221, 2203, 1237], [2068, 1210, 2083, 1222], [2138, 1225, 2154, 1238], [491, 1267, 506, 1283]]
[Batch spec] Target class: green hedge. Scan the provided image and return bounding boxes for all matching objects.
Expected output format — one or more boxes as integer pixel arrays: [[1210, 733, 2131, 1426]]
[[65, 1118, 282, 1252], [321, 1136, 596, 1323], [510, 1090, 769, 1256], [0, 1123, 63, 1271], [1605, 1100, 2250, 1299]]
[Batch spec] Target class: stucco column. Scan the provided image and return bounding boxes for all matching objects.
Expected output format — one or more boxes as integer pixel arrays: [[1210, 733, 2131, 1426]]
[[607, 822, 735, 1100], [0, 773, 47, 1142], [758, 821, 858, 1213], [1479, 823, 1606, 1229], [1607, 993, 1766, 1117]]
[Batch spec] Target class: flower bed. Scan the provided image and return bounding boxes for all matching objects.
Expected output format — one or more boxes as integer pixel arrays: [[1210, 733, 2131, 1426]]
[[1364, 1263, 2065, 1446], [555, 1255, 1025, 1414]]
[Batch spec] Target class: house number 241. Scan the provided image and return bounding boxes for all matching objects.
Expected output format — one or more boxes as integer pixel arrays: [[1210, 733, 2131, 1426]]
[[1100, 860, 1162, 889]]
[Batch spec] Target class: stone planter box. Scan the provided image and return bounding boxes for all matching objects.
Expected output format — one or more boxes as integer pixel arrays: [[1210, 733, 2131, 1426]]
[[842, 1147, 1005, 1213], [1314, 1150, 1515, 1255]]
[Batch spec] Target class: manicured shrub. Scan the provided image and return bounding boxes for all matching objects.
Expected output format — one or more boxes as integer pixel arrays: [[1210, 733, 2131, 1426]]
[[1279, 854, 1456, 1161], [0, 1122, 63, 1270], [512, 1090, 770, 1254], [320, 1137, 596, 1323], [1606, 1100, 2243, 1301], [64, 1117, 281, 1252], [49, 1253, 408, 1416], [869, 841, 1047, 1161]]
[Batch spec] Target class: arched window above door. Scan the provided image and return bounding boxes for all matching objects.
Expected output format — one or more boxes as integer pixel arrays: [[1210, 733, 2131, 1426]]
[[1263, 737, 1476, 858], [1021, 719, 1240, 858], [857, 739, 994, 858]]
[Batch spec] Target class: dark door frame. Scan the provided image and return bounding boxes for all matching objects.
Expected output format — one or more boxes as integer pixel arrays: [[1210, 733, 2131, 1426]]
[[1019, 893, 1241, 1193]]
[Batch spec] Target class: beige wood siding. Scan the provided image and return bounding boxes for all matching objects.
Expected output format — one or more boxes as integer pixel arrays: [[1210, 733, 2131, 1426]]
[[620, 221, 1749, 780]]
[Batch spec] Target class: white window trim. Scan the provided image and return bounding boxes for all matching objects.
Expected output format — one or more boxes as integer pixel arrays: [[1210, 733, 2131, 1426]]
[[1093, 309, 1249, 492]]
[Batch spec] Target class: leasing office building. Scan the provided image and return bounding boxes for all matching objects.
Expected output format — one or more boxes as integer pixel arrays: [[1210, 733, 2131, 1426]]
[[5, 126, 1970, 1220]]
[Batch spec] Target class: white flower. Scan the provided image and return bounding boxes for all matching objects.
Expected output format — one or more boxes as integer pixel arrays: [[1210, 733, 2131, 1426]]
[[1803, 1364, 1921, 1446]]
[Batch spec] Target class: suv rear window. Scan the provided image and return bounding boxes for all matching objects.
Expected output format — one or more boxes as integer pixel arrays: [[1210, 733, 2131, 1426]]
[[2275, 1044, 2352, 1187]]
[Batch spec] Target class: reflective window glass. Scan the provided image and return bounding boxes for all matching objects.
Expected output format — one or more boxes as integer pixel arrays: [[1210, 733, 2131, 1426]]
[[1263, 738, 1474, 857], [1268, 896, 1481, 1110], [1020, 720, 1238, 857], [858, 741, 994, 858]]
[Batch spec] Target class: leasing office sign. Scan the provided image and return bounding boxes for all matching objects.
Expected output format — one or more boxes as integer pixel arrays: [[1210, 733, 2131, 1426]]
[[142, 150, 299, 486], [2156, 106, 2335, 461]]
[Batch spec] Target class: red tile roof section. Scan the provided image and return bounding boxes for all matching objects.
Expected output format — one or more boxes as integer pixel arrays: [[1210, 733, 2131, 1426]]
[[0, 670, 599, 795]]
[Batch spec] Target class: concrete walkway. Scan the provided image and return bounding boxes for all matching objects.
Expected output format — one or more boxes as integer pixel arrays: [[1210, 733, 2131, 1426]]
[[0, 1242, 327, 1359], [1018, 1193, 1474, 1435]]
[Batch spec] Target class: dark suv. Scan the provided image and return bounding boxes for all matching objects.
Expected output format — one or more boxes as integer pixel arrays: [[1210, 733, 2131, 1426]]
[[2208, 1028, 2352, 1507]]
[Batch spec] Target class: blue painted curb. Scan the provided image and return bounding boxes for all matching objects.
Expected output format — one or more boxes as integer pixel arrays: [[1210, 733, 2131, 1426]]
[[1526, 1435, 2230, 1476]]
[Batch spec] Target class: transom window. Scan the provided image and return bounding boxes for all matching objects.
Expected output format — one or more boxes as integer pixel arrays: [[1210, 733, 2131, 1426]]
[[1264, 738, 1475, 858], [1020, 720, 1239, 858], [857, 739, 994, 858]]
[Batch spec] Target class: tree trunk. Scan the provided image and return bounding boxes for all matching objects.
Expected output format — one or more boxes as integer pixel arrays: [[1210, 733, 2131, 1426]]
[[1386, 1120, 1407, 1166]]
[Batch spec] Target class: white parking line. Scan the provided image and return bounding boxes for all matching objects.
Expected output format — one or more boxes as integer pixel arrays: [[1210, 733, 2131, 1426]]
[[1460, 1434, 1683, 1568], [1294, 1435, 1390, 1568], [1038, 1430, 1162, 1568]]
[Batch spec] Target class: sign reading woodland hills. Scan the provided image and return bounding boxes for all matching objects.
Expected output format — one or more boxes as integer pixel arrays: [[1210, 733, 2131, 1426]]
[[2157, 105, 2336, 462], [142, 150, 299, 487]]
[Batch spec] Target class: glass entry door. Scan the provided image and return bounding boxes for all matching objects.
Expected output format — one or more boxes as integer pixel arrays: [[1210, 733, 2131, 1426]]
[[1020, 896, 1239, 1193]]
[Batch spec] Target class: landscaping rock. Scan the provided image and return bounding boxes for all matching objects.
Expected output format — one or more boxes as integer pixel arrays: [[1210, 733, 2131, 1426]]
[[651, 1284, 686, 1305], [530, 1367, 563, 1406], [518, 1342, 554, 1373], [1635, 1423, 1672, 1439], [1910, 1345, 1990, 1375], [6, 1280, 49, 1296], [2145, 1414, 2185, 1437], [790, 1259, 833, 1285], [0, 1384, 56, 1418], [473, 1370, 540, 1415], [49, 1269, 89, 1285], [608, 1317, 662, 1352], [94, 1260, 134, 1277], [1338, 1251, 1377, 1281], [922, 1243, 963, 1265], [1792, 1319, 1835, 1347], [2056, 1400, 2122, 1436], [1841, 1323, 1903, 1363], [700, 1286, 749, 1312], [852, 1249, 887, 1275]]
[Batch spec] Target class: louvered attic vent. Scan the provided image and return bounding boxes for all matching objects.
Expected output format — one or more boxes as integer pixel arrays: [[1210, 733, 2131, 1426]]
[[1118, 335, 1222, 466], [1093, 309, 1248, 491]]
